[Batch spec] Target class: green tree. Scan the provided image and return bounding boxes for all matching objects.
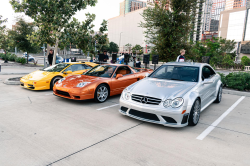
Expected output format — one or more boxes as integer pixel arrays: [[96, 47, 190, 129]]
[[10, 0, 97, 65], [61, 15, 108, 60], [9, 18, 41, 63], [140, 0, 200, 62], [132, 44, 143, 56], [108, 42, 119, 54], [241, 56, 250, 66], [188, 37, 236, 67], [0, 15, 9, 63]]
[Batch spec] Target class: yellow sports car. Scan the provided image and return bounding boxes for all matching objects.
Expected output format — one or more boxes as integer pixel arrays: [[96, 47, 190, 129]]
[[20, 62, 98, 90]]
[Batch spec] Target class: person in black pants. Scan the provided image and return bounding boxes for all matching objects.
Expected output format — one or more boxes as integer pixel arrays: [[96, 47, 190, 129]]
[[136, 58, 141, 68], [48, 49, 54, 66]]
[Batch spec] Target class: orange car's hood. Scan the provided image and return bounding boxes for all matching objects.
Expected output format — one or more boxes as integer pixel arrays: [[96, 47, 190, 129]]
[[57, 75, 106, 88]]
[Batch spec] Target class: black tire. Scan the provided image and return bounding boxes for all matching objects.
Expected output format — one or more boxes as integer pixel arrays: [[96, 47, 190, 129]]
[[188, 99, 201, 126], [50, 76, 62, 90], [214, 85, 222, 103], [94, 84, 109, 103]]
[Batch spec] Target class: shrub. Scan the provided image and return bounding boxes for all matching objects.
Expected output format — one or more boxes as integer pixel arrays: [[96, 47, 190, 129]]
[[241, 56, 250, 66], [217, 72, 226, 86], [15, 57, 26, 64], [9, 54, 17, 61], [225, 72, 250, 91]]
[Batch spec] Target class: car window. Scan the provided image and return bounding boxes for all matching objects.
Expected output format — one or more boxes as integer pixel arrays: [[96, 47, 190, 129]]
[[84, 65, 117, 78], [84, 64, 92, 69], [64, 64, 87, 72], [115, 66, 132, 76], [42, 63, 70, 72], [131, 67, 140, 73], [150, 65, 199, 82], [202, 66, 215, 80]]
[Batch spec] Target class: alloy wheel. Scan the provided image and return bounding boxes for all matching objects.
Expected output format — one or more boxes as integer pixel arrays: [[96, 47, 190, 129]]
[[97, 86, 108, 102], [193, 100, 201, 124]]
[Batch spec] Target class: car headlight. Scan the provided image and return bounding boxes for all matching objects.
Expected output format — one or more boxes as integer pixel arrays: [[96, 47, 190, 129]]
[[58, 78, 66, 84], [76, 82, 91, 88], [163, 99, 172, 108], [163, 98, 184, 108], [122, 89, 131, 100]]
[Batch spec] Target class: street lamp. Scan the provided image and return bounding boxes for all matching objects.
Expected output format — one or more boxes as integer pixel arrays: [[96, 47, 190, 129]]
[[119, 32, 123, 53]]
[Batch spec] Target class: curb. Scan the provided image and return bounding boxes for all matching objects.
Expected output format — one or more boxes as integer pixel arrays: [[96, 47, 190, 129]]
[[4, 80, 20, 85], [0, 73, 29, 75], [222, 89, 250, 97]]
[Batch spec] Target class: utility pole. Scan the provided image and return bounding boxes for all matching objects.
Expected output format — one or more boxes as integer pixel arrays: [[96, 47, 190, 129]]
[[119, 32, 123, 53]]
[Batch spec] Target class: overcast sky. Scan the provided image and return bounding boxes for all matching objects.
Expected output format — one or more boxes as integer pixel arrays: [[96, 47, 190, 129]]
[[0, 0, 146, 31]]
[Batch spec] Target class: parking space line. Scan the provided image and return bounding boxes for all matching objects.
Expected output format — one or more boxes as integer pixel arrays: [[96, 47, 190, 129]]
[[97, 104, 119, 111], [196, 96, 245, 140]]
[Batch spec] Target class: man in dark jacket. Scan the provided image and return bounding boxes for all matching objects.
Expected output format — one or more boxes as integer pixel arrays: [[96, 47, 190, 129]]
[[48, 49, 54, 66], [103, 50, 109, 62]]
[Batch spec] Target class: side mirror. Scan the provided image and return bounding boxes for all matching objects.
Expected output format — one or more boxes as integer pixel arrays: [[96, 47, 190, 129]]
[[145, 73, 149, 77], [202, 79, 213, 85], [64, 71, 72, 74], [116, 74, 123, 79]]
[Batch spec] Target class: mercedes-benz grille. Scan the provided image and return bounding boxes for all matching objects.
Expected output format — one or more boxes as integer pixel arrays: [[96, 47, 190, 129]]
[[131, 94, 162, 105]]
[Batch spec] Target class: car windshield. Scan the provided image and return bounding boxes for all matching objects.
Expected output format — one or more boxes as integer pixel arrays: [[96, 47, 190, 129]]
[[41, 63, 70, 72], [84, 65, 117, 78], [131, 67, 140, 73], [150, 65, 199, 82]]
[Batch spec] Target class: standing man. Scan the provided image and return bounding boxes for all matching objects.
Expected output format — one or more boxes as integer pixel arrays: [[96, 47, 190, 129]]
[[176, 49, 186, 62], [103, 50, 109, 62], [48, 49, 54, 66], [133, 56, 136, 67]]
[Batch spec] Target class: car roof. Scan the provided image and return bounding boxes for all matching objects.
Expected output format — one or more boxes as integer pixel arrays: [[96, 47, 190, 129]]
[[163, 62, 209, 67]]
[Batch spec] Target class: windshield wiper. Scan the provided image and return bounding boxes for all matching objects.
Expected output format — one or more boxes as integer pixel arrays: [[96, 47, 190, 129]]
[[170, 78, 184, 81]]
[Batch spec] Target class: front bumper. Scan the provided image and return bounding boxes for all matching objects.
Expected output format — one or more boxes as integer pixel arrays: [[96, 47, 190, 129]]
[[119, 98, 192, 127], [20, 79, 50, 90], [53, 86, 94, 100]]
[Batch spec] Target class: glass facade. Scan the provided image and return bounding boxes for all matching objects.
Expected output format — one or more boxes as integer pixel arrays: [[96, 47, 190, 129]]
[[210, 0, 226, 32], [124, 0, 146, 14], [203, 0, 213, 32]]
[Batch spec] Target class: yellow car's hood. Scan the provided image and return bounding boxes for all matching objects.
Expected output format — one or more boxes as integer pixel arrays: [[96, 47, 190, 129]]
[[22, 70, 59, 81]]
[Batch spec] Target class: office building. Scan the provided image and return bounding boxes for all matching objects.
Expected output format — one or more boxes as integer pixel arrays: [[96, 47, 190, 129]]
[[203, 0, 213, 32], [219, 2, 250, 59], [120, 1, 125, 16], [225, 0, 248, 10], [210, 0, 226, 32], [108, 8, 152, 53], [120, 0, 147, 15]]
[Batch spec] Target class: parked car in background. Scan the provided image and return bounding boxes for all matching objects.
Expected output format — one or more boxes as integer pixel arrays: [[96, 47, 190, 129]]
[[20, 62, 98, 90], [56, 56, 64, 64], [22, 52, 35, 63], [119, 62, 222, 127], [53, 64, 153, 102]]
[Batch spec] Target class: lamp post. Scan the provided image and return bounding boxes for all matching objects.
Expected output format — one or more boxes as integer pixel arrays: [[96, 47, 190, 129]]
[[119, 32, 123, 53]]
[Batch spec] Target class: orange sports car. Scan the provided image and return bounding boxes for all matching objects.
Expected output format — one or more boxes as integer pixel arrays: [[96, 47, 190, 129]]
[[53, 64, 153, 102]]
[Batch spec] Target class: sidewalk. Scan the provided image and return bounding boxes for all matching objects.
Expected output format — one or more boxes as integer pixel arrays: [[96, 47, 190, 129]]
[[0, 60, 42, 75]]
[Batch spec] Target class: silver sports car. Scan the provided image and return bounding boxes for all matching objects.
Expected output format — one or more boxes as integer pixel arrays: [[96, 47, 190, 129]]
[[119, 62, 222, 127]]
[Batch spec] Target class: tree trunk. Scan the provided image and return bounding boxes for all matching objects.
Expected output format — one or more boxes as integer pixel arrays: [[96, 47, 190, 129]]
[[4, 49, 7, 63], [52, 38, 59, 65]]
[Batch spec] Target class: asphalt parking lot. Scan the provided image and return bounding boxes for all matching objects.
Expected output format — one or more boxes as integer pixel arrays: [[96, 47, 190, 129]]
[[0, 81, 250, 166]]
